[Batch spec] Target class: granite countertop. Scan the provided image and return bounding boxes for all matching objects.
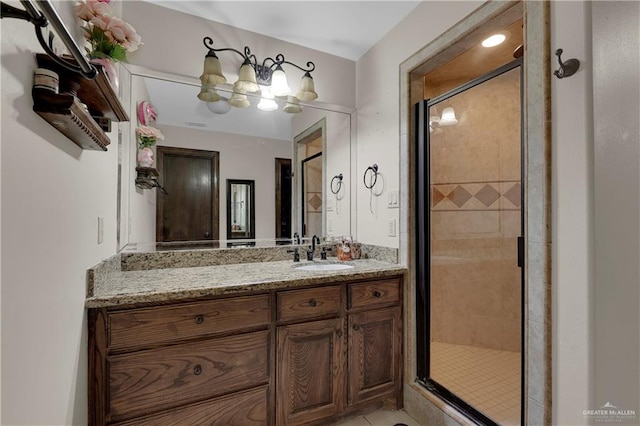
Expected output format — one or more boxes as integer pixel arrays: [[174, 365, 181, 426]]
[[86, 259, 407, 308]]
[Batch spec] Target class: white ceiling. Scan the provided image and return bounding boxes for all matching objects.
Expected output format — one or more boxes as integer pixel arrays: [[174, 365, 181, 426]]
[[143, 1, 421, 60]]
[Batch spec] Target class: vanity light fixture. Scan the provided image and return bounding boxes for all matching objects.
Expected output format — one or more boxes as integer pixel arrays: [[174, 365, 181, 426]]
[[198, 36, 317, 113]]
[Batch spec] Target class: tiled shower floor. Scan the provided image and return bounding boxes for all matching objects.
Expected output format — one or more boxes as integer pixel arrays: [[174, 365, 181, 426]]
[[431, 341, 521, 425]]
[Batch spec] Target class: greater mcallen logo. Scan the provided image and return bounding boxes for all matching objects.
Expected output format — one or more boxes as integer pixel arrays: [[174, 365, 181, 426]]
[[583, 402, 637, 423]]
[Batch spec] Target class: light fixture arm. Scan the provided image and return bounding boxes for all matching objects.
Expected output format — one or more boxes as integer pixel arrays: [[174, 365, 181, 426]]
[[1, 0, 97, 79], [202, 36, 315, 86]]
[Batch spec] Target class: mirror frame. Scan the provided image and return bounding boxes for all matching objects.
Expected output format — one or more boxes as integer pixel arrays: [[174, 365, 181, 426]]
[[117, 64, 358, 251], [226, 179, 255, 240]]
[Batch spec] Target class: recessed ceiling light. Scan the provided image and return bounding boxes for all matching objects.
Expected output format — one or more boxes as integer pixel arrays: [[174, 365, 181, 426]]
[[482, 33, 506, 48]]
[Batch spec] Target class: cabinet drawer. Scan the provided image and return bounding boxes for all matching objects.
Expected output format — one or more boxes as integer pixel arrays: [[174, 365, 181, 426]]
[[108, 294, 270, 350], [113, 386, 268, 426], [277, 285, 341, 321], [109, 330, 270, 421], [349, 278, 400, 309]]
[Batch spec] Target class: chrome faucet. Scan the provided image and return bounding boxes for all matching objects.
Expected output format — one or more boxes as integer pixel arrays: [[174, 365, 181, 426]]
[[306, 235, 321, 261]]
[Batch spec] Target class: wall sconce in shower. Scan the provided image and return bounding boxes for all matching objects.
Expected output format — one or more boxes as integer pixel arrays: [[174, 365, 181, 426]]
[[429, 107, 458, 132], [439, 107, 458, 126]]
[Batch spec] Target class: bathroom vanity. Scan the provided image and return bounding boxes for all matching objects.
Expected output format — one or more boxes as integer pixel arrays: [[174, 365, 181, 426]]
[[86, 255, 405, 425]]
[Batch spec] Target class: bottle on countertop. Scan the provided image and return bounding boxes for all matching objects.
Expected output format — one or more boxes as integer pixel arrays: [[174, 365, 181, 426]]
[[337, 239, 351, 261]]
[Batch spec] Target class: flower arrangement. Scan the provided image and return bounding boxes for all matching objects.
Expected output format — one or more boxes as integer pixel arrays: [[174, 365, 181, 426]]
[[136, 126, 164, 148], [74, 0, 142, 62]]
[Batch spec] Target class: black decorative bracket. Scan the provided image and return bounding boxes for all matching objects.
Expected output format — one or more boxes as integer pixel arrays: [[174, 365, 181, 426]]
[[135, 167, 168, 194], [203, 36, 315, 86], [553, 48, 580, 79], [1, 0, 97, 79]]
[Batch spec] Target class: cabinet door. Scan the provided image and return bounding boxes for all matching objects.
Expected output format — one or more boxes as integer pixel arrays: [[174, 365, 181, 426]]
[[348, 307, 402, 405], [276, 318, 345, 426]]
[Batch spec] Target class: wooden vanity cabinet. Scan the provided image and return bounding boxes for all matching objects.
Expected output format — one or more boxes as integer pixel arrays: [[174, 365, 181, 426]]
[[88, 275, 403, 426], [88, 294, 272, 426], [347, 279, 403, 406]]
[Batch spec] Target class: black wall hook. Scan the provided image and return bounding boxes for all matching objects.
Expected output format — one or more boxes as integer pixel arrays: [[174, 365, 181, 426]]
[[553, 48, 580, 79]]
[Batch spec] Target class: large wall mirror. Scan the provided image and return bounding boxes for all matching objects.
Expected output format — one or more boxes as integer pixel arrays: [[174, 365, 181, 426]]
[[117, 65, 354, 251]]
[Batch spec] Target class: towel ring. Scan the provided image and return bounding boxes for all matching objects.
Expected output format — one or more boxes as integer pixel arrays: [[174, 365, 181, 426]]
[[363, 164, 378, 189], [330, 173, 343, 194]]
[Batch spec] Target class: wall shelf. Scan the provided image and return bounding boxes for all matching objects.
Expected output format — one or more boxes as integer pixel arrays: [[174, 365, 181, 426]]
[[32, 90, 111, 151], [135, 167, 160, 189], [32, 54, 129, 151]]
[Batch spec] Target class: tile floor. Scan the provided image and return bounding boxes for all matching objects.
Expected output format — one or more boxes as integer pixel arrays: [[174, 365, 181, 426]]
[[431, 341, 521, 425], [334, 409, 421, 426]]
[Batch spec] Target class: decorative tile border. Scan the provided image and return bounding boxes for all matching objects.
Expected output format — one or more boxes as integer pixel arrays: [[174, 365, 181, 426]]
[[431, 181, 521, 211]]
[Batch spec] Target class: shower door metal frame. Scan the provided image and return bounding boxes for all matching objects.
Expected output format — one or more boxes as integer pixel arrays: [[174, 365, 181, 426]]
[[415, 58, 525, 426]]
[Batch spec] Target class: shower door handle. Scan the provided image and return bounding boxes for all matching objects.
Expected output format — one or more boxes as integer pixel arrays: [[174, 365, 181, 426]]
[[517, 236, 525, 268]]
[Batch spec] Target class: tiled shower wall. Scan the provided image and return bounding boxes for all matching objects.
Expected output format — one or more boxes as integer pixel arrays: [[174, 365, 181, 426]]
[[429, 69, 522, 352]]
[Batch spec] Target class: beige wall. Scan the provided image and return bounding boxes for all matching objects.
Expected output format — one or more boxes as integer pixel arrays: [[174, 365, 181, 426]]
[[592, 0, 640, 416], [1, 1, 118, 423]]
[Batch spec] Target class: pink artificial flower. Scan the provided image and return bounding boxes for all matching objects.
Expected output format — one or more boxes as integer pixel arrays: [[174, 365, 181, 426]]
[[136, 126, 164, 141], [121, 21, 142, 52], [89, 14, 110, 32], [74, 0, 110, 22], [106, 17, 127, 43]]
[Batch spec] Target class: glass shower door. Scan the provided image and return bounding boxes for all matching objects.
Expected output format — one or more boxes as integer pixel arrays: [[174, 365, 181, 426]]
[[416, 61, 523, 425]]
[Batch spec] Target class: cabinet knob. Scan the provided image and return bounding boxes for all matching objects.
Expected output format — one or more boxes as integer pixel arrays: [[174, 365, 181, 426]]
[[373, 290, 382, 298], [193, 365, 202, 375], [195, 315, 204, 324], [353, 324, 360, 331], [336, 329, 343, 337], [309, 299, 317, 307], [204, 232, 210, 238]]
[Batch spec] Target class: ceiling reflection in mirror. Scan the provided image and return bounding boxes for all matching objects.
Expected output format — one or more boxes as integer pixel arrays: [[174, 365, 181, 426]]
[[120, 70, 352, 252]]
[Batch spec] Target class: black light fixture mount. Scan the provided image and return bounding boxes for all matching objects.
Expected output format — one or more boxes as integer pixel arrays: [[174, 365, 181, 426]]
[[1, 0, 97, 79], [203, 37, 315, 86], [198, 36, 318, 111]]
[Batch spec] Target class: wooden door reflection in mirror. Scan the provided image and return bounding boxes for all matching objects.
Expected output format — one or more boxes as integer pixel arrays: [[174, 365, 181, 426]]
[[227, 179, 255, 240], [156, 147, 220, 243]]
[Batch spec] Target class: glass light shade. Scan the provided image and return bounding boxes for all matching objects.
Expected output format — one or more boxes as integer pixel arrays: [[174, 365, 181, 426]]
[[234, 62, 260, 93], [271, 65, 290, 96], [228, 90, 250, 108], [197, 84, 221, 102], [257, 85, 278, 111], [283, 96, 302, 114], [200, 53, 226, 85], [439, 107, 458, 126], [296, 72, 318, 101], [206, 98, 231, 114]]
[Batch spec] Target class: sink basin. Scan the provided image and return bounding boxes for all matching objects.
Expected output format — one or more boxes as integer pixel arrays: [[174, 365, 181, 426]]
[[295, 263, 355, 272]]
